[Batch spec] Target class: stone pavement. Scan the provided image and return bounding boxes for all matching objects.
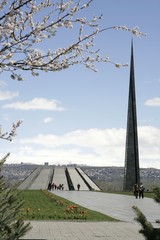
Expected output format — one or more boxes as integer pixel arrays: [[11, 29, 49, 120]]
[[21, 221, 144, 240], [52, 191, 160, 224], [20, 191, 160, 240]]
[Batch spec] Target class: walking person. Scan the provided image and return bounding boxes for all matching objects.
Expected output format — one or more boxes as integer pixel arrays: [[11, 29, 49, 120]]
[[47, 181, 52, 191], [133, 183, 139, 199], [139, 183, 145, 199], [77, 183, 80, 191]]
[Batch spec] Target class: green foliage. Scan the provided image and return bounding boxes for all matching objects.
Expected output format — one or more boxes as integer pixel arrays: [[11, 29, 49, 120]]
[[152, 187, 160, 203], [133, 187, 160, 240], [133, 206, 155, 239], [0, 155, 31, 240]]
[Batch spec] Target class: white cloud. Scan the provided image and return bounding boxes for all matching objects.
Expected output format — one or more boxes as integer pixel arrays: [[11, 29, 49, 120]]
[[43, 117, 53, 123], [20, 128, 126, 149], [0, 90, 19, 100], [3, 126, 158, 168], [2, 97, 66, 111], [145, 97, 160, 107]]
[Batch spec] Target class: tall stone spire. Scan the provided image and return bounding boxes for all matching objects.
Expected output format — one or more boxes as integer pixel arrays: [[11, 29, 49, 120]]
[[123, 41, 140, 191]]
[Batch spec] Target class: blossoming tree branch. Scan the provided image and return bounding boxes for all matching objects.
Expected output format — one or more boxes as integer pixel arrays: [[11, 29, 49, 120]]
[[0, 0, 146, 81], [0, 120, 22, 141]]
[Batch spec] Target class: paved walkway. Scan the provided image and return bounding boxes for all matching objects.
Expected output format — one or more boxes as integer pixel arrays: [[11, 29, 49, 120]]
[[52, 191, 160, 224], [21, 221, 144, 240], [20, 191, 160, 240]]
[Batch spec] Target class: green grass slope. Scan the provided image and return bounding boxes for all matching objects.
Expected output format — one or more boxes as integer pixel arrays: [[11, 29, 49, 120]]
[[18, 190, 117, 221]]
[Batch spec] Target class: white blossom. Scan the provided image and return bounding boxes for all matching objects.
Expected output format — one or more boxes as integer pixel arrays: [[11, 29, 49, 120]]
[[0, 0, 146, 81], [0, 120, 22, 141]]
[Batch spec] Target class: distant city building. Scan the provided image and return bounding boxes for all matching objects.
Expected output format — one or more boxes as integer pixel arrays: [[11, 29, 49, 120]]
[[44, 162, 49, 166], [123, 41, 140, 191]]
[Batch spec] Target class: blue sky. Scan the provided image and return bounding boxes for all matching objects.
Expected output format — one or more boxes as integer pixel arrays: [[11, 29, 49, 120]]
[[0, 0, 160, 168]]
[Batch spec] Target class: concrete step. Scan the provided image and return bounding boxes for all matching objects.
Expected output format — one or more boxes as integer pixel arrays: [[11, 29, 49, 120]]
[[29, 167, 53, 190], [52, 167, 69, 190], [76, 167, 101, 191], [17, 166, 43, 190], [67, 167, 89, 191]]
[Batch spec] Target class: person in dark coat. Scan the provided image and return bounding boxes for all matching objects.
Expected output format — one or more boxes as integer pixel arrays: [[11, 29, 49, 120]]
[[48, 182, 52, 191], [133, 183, 139, 199], [139, 183, 145, 199], [77, 183, 80, 191]]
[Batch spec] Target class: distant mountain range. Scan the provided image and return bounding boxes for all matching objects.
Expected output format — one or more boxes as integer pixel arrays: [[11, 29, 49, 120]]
[[3, 164, 160, 191]]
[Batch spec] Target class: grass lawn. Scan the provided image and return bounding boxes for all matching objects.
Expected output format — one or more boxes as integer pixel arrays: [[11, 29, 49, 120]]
[[18, 190, 117, 221], [105, 191, 155, 199]]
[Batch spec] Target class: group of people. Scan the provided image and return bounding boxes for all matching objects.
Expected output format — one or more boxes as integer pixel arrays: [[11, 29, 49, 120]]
[[48, 182, 81, 191], [48, 182, 64, 191], [133, 182, 145, 199]]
